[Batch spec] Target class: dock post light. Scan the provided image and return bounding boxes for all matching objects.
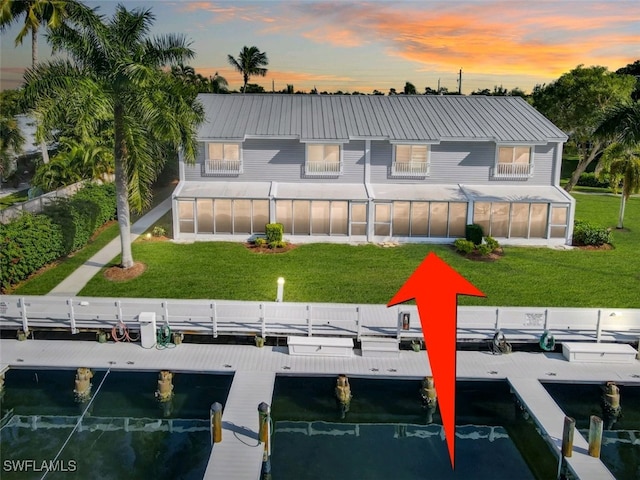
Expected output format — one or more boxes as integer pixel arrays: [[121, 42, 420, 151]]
[[276, 277, 285, 302]]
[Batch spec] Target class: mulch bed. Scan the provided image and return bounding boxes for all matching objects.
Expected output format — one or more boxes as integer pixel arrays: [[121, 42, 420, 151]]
[[244, 242, 298, 254], [138, 235, 170, 242], [455, 246, 504, 262], [573, 243, 614, 250], [104, 262, 147, 282]]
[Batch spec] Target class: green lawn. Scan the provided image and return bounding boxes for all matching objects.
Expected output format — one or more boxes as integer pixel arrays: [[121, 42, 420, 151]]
[[71, 194, 639, 308]]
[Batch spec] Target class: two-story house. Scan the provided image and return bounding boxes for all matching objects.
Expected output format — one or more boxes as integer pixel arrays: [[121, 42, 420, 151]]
[[172, 94, 573, 245]]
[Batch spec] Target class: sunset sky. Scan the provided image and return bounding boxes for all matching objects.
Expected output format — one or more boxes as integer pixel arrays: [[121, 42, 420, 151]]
[[1, 0, 638, 93]]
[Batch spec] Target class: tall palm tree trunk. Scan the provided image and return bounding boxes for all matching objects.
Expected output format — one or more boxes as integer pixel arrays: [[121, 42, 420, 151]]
[[617, 193, 626, 229], [114, 106, 134, 269], [30, 27, 50, 164], [31, 28, 37, 68]]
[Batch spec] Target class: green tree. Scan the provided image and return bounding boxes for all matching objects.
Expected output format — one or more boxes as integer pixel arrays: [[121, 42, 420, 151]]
[[208, 72, 228, 93], [22, 5, 203, 269], [243, 83, 265, 93], [0, 114, 24, 185], [227, 46, 268, 94], [0, 89, 25, 184], [0, 1, 90, 164], [532, 65, 636, 192], [616, 60, 640, 100], [403, 81, 416, 95], [594, 101, 640, 228], [31, 138, 113, 191], [0, 0, 89, 67]]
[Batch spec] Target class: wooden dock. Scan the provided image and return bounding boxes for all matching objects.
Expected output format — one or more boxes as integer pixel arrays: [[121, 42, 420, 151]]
[[508, 377, 615, 480], [203, 371, 276, 480], [1, 339, 638, 480]]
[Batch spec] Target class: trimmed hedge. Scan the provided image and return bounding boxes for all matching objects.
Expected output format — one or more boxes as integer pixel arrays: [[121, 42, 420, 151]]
[[577, 172, 610, 189], [465, 224, 484, 246], [265, 223, 284, 245], [572, 220, 612, 247], [0, 183, 116, 292]]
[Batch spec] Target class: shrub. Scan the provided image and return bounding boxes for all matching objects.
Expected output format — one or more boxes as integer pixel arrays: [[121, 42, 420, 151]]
[[269, 240, 287, 249], [0, 213, 64, 291], [152, 226, 167, 237], [577, 172, 610, 189], [477, 243, 493, 256], [465, 224, 484, 246], [484, 236, 500, 251], [0, 183, 116, 292], [572, 220, 612, 247], [43, 197, 96, 254], [72, 183, 116, 227], [454, 239, 475, 254], [254, 237, 266, 247], [265, 223, 284, 244]]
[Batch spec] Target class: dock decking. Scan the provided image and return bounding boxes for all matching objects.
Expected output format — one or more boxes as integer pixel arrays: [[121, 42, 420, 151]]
[[203, 371, 276, 480], [1, 339, 638, 480], [508, 377, 615, 480]]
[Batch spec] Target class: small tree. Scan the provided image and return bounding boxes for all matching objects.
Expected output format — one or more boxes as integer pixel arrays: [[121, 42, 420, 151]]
[[595, 101, 640, 228], [532, 65, 635, 192], [403, 82, 416, 95]]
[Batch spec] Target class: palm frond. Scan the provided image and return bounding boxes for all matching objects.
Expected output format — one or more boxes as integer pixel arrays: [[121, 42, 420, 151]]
[[595, 101, 640, 146]]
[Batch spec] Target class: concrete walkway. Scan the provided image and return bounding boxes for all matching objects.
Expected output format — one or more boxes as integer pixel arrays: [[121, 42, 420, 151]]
[[48, 197, 172, 297]]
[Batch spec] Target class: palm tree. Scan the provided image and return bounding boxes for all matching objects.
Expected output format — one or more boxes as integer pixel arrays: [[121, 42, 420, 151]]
[[595, 101, 640, 228], [209, 72, 228, 93], [31, 138, 114, 192], [22, 5, 203, 269], [227, 46, 268, 93], [0, 0, 91, 164], [0, 0, 87, 67], [0, 115, 24, 186]]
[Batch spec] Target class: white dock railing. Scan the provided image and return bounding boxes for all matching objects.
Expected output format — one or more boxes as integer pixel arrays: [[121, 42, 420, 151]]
[[0, 295, 638, 343]]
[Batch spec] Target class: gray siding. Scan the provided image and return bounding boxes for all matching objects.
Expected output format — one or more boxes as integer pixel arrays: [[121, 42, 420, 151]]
[[369, 141, 556, 186], [185, 139, 365, 184]]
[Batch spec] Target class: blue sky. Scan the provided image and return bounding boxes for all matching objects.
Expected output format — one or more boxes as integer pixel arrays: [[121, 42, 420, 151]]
[[1, 0, 638, 93]]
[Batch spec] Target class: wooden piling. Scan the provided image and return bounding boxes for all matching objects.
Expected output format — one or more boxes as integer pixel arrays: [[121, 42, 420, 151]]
[[211, 402, 222, 444], [588, 415, 603, 458], [561, 416, 575, 457], [258, 402, 270, 449]]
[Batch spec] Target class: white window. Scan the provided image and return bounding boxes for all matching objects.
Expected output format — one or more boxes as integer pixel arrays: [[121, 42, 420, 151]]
[[306, 144, 342, 175], [206, 143, 242, 174], [495, 146, 532, 178], [392, 144, 430, 176]]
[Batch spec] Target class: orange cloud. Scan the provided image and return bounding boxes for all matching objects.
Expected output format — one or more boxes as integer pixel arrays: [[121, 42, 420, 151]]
[[195, 66, 357, 91], [177, 1, 639, 89], [175, 1, 276, 24], [289, 2, 639, 77]]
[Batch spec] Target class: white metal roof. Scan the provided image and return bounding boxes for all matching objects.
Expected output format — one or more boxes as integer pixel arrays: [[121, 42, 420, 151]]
[[174, 181, 272, 199], [197, 94, 568, 143], [460, 185, 573, 203], [274, 182, 368, 200], [368, 183, 468, 202]]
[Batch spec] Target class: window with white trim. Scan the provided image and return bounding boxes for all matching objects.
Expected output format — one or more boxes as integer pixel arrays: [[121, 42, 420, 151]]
[[392, 144, 430, 176], [206, 143, 242, 174], [494, 146, 532, 178], [305, 144, 342, 175]]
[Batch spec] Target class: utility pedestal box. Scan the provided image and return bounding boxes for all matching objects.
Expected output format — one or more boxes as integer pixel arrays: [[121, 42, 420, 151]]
[[138, 312, 157, 349]]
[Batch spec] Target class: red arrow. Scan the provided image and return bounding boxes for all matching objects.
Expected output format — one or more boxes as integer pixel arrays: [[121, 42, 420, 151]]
[[387, 252, 485, 468]]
